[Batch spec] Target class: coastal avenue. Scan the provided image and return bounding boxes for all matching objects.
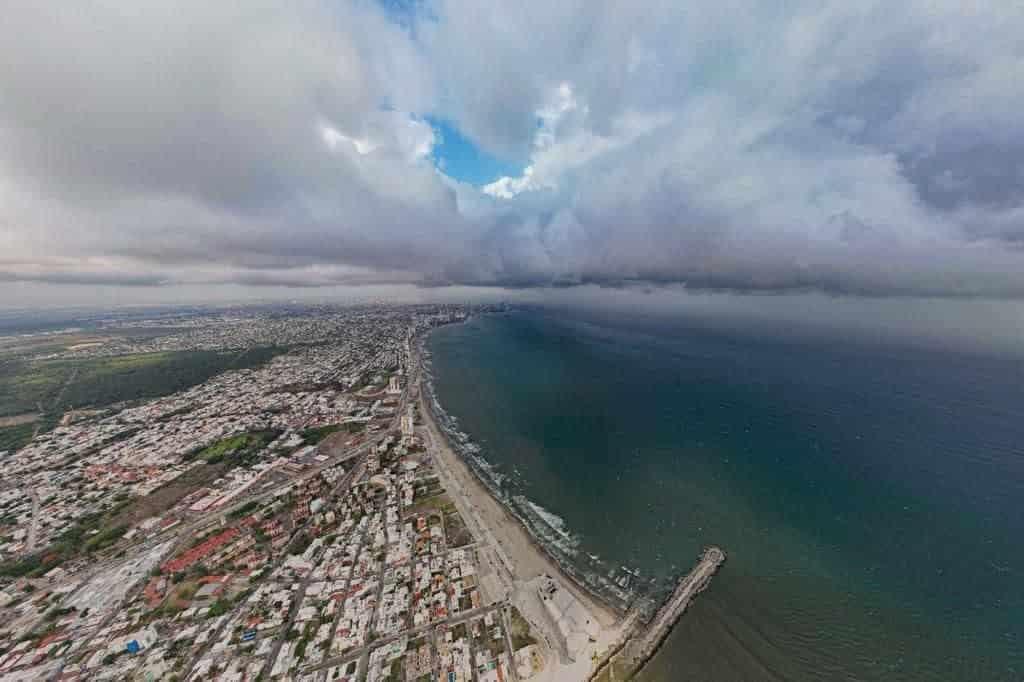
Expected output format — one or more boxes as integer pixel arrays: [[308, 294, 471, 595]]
[[415, 342, 644, 682], [304, 601, 508, 674], [249, 362, 419, 681], [250, 453, 368, 680]]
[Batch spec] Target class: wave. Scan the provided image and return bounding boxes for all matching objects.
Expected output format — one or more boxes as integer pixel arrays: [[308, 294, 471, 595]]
[[522, 498, 577, 545], [515, 495, 581, 557]]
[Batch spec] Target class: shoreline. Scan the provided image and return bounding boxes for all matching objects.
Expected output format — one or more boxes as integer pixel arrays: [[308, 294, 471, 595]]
[[415, 320, 726, 681], [416, 330, 624, 625], [417, 367, 622, 628]]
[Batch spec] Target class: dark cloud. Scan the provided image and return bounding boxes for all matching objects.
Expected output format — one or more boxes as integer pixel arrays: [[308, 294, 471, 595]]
[[1, 0, 1024, 300], [0, 269, 168, 287]]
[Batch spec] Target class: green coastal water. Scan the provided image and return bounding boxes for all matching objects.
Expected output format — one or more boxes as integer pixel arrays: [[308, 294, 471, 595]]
[[427, 309, 1024, 681]]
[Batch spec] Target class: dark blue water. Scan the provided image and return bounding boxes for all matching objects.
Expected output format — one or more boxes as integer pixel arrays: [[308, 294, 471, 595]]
[[427, 308, 1024, 681]]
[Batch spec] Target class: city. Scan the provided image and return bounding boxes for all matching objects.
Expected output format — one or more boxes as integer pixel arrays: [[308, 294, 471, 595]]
[[3, 1, 1022, 677], [0, 304, 544, 681]]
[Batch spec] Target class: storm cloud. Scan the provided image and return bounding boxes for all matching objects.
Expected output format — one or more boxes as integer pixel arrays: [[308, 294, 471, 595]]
[[2, 0, 1024, 298]]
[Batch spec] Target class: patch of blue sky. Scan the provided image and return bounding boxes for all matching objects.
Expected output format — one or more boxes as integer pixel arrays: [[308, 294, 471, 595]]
[[373, 2, 523, 186], [426, 117, 525, 186], [376, 0, 418, 21], [375, 0, 434, 31]]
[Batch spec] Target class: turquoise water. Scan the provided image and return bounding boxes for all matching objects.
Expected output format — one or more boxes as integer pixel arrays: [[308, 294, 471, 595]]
[[427, 309, 1024, 681]]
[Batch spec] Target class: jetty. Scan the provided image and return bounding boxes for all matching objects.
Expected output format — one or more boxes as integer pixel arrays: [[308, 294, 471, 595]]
[[589, 546, 726, 681]]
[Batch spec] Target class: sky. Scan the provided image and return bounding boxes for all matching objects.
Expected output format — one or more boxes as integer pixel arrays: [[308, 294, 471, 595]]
[[2, 1, 1024, 306]]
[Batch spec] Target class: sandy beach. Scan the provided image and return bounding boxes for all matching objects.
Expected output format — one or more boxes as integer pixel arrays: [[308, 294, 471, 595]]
[[416, 357, 634, 680], [420, 386, 618, 607]]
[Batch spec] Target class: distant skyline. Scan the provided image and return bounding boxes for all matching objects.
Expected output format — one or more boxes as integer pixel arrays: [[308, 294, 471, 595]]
[[3, 1, 1024, 302]]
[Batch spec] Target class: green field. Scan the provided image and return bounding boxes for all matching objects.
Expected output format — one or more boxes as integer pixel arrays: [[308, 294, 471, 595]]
[[0, 495, 135, 578], [0, 360, 67, 416], [0, 423, 35, 453], [299, 424, 342, 445], [0, 346, 284, 418], [189, 429, 281, 466], [508, 606, 537, 651], [0, 415, 58, 454]]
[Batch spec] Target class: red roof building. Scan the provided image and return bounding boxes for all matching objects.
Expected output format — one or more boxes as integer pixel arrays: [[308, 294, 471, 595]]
[[162, 527, 240, 574]]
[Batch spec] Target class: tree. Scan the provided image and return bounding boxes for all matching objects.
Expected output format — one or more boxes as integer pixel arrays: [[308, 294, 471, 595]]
[[206, 599, 231, 618], [289, 531, 311, 555]]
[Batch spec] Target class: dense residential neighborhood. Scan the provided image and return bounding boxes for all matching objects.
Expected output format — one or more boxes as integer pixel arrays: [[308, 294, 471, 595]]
[[0, 304, 539, 681]]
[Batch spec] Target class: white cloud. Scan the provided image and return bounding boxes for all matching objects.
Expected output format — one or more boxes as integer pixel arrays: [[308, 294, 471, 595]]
[[483, 166, 538, 199], [321, 124, 375, 155], [321, 113, 435, 161], [483, 82, 671, 199], [2, 0, 1024, 298]]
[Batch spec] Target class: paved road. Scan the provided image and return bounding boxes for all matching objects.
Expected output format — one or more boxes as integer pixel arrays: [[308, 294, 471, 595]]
[[252, 455, 368, 680], [50, 366, 78, 413], [184, 453, 367, 680], [192, 341, 477, 679], [23, 487, 40, 554], [500, 606, 522, 682], [415, 343, 572, 668], [152, 441, 368, 549], [304, 602, 507, 674], [418, 403, 516, 600], [316, 518, 369, 667], [259, 554, 319, 679], [58, 540, 176, 679]]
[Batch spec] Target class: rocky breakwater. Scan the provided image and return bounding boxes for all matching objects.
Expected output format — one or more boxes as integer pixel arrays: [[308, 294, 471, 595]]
[[589, 546, 726, 681]]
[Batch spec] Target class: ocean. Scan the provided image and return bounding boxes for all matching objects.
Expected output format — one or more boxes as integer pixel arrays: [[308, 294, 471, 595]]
[[426, 307, 1023, 681]]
